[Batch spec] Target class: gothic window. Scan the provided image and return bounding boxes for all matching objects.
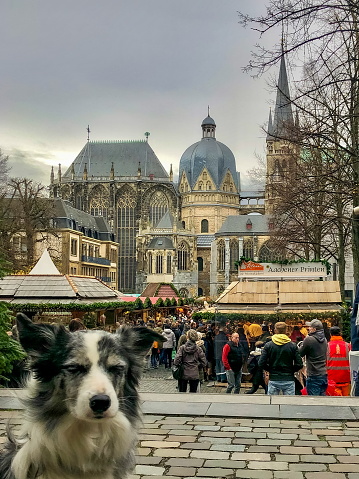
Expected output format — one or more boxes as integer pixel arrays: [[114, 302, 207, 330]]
[[198, 287, 203, 296], [90, 187, 109, 219], [198, 257, 204, 271], [117, 189, 136, 292], [182, 221, 186, 229], [243, 239, 254, 259], [156, 254, 163, 274], [230, 239, 239, 270], [177, 241, 189, 271], [167, 254, 172, 274], [201, 219, 209, 233], [149, 191, 169, 226], [148, 253, 153, 274], [198, 182, 203, 191], [179, 288, 189, 297], [258, 242, 282, 262], [203, 171, 207, 180], [207, 182, 212, 190], [217, 240, 225, 271]]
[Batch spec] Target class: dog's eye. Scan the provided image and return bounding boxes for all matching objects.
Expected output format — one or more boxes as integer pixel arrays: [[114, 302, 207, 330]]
[[107, 364, 125, 375], [65, 364, 88, 374]]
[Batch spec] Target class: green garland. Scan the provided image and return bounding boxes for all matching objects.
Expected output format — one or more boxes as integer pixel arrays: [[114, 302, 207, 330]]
[[235, 257, 331, 275]]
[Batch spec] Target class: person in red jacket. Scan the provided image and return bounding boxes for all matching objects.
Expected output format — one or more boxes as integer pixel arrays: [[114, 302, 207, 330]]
[[327, 326, 351, 396], [222, 332, 246, 394]]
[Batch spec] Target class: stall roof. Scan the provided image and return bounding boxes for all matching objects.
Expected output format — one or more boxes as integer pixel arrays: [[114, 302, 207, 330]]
[[141, 283, 178, 299], [0, 249, 119, 305], [216, 280, 342, 313]]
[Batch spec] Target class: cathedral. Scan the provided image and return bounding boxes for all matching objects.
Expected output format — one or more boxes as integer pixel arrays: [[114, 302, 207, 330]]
[[50, 59, 292, 298]]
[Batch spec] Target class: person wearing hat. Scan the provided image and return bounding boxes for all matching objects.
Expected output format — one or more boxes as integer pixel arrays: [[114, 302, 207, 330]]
[[299, 319, 328, 395]]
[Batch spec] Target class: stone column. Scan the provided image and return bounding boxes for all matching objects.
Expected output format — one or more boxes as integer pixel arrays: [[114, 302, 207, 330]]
[[224, 237, 230, 286], [210, 239, 217, 298]]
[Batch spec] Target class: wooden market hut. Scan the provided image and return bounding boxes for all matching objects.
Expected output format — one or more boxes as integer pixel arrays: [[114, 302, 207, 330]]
[[0, 249, 120, 324], [215, 280, 342, 315]]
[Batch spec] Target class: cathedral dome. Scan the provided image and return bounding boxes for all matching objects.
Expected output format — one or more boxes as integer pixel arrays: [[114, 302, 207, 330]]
[[178, 115, 238, 190], [201, 115, 216, 126]]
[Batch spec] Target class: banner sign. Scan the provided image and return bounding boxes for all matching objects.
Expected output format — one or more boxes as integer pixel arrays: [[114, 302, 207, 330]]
[[238, 261, 327, 277]]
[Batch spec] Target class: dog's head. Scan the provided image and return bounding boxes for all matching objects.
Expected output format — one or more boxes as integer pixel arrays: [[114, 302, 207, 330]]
[[16, 313, 163, 423]]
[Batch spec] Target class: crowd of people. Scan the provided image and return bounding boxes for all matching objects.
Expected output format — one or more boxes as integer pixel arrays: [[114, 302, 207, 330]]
[[144, 317, 352, 396], [8, 312, 352, 396]]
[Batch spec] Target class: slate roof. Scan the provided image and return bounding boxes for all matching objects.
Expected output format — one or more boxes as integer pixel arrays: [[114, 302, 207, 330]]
[[197, 235, 215, 247], [147, 237, 175, 250], [267, 56, 294, 140], [179, 137, 238, 191], [154, 211, 183, 230], [53, 198, 114, 240], [216, 215, 270, 236], [62, 141, 169, 180]]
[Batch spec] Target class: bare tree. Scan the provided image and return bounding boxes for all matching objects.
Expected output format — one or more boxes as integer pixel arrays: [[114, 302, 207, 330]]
[[0, 178, 56, 272], [239, 0, 359, 282], [0, 149, 10, 193]]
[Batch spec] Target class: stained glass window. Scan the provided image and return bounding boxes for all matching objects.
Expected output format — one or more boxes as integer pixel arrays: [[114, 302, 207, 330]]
[[217, 239, 225, 270], [243, 239, 254, 259], [177, 242, 189, 271], [149, 191, 169, 226], [90, 187, 109, 219], [230, 239, 239, 270], [117, 189, 136, 292]]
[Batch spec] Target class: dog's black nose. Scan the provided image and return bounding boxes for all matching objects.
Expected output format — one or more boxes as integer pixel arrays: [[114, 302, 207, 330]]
[[89, 394, 111, 413]]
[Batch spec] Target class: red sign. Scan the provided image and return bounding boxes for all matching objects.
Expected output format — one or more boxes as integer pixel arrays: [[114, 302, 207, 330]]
[[240, 261, 264, 271]]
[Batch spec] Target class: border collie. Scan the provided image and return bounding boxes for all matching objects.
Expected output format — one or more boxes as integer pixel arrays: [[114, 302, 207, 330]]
[[0, 313, 162, 479]]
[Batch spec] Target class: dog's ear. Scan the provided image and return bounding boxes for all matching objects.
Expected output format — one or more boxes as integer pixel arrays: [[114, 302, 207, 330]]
[[117, 325, 163, 356], [16, 312, 70, 356]]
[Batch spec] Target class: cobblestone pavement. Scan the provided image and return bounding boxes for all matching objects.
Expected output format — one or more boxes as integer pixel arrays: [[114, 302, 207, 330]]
[[2, 409, 359, 478], [131, 414, 359, 479], [140, 365, 256, 395]]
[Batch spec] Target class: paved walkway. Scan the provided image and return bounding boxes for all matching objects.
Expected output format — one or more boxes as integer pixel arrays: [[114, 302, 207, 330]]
[[1, 367, 359, 478], [2, 391, 359, 478]]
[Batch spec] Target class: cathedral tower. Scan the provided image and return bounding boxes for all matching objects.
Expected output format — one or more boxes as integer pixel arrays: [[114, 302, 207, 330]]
[[265, 56, 296, 214]]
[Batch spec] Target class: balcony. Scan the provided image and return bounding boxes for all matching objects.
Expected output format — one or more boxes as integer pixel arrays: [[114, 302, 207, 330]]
[[81, 255, 110, 266]]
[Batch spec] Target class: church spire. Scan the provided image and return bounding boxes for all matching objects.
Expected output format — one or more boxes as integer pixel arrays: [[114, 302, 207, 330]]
[[271, 55, 293, 139], [267, 108, 274, 140]]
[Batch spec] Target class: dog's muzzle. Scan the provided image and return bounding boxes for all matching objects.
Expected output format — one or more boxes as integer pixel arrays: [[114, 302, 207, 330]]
[[89, 394, 111, 414]]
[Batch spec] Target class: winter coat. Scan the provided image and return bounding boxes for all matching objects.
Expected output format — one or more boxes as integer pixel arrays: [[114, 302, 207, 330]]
[[258, 335, 303, 382], [299, 330, 327, 377], [172, 327, 181, 345], [214, 331, 228, 360], [222, 341, 246, 372], [162, 328, 176, 349], [327, 336, 350, 384], [174, 340, 206, 380]]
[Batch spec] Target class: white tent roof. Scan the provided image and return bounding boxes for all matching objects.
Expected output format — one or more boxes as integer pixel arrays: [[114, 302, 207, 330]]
[[28, 249, 61, 276]]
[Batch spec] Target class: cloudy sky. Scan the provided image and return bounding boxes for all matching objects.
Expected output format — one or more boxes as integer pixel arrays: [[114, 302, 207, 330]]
[[1, 1, 283, 187]]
